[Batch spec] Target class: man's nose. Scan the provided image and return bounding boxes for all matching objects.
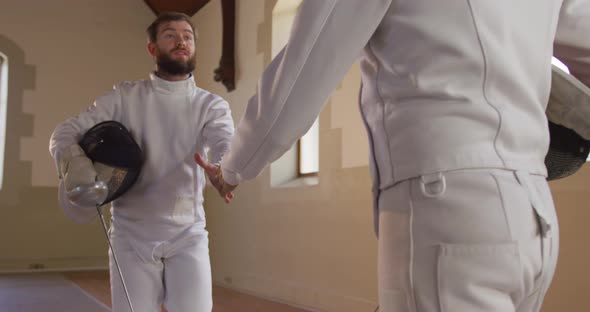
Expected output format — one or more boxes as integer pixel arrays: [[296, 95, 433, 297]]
[[175, 36, 186, 47]]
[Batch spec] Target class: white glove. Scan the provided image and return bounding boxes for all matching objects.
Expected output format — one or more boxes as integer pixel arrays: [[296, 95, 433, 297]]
[[59, 144, 97, 192]]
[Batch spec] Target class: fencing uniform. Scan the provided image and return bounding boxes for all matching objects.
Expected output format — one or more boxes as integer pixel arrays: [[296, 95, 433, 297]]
[[219, 0, 590, 311], [50, 73, 234, 312]]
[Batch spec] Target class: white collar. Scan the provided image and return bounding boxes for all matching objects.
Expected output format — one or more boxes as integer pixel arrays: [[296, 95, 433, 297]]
[[149, 72, 196, 93]]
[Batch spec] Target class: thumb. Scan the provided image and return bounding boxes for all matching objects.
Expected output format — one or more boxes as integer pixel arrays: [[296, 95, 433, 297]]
[[195, 153, 209, 169], [194, 153, 215, 172]]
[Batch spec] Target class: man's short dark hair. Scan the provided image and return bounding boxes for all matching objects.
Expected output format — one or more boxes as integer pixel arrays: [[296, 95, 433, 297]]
[[146, 12, 198, 43]]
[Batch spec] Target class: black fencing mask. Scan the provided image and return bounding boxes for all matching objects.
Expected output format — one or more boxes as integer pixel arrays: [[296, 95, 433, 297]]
[[545, 121, 590, 180], [78, 120, 143, 205]]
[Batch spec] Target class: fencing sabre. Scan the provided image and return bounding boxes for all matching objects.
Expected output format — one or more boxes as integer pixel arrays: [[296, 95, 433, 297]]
[[67, 120, 144, 312], [67, 181, 135, 312]]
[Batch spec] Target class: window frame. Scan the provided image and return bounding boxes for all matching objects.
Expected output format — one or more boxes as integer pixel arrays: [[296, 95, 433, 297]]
[[0, 53, 8, 189]]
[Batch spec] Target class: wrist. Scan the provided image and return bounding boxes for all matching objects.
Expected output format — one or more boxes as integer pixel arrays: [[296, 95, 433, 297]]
[[221, 167, 240, 186]]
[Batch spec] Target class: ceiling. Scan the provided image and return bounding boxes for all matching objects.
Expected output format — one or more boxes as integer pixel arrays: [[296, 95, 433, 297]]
[[143, 0, 212, 16]]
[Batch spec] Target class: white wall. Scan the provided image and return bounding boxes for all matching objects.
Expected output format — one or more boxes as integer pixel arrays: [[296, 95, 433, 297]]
[[0, 0, 154, 270]]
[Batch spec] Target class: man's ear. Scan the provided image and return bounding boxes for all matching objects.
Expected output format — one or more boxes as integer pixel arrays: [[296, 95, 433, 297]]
[[147, 42, 157, 57]]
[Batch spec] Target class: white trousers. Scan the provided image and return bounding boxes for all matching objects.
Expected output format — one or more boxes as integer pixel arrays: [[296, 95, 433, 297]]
[[378, 169, 559, 312], [109, 225, 212, 312]]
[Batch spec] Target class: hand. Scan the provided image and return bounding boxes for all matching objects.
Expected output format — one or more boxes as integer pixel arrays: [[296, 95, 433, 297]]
[[194, 153, 237, 203], [60, 144, 98, 193]]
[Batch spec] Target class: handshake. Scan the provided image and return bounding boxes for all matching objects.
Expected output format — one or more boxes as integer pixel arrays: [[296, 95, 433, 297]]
[[194, 153, 237, 204]]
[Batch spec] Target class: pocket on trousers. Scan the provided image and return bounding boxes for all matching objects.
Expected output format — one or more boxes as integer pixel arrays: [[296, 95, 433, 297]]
[[379, 289, 410, 312], [437, 242, 521, 312]]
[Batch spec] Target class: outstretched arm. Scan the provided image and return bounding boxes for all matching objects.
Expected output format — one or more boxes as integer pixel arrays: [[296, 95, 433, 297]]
[[220, 0, 392, 185], [197, 98, 236, 203]]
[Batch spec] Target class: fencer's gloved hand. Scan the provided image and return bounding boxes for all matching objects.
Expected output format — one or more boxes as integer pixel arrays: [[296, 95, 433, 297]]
[[194, 153, 237, 204], [59, 144, 98, 192]]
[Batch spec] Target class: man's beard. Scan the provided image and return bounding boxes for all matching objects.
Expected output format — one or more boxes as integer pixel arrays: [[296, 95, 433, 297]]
[[156, 49, 196, 76]]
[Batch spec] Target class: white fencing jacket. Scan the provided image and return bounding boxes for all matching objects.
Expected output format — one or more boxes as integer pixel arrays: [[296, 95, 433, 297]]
[[220, 0, 590, 232], [50, 74, 234, 237]]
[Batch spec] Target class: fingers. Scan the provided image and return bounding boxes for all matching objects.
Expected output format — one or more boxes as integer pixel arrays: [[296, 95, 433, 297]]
[[215, 183, 234, 204], [194, 153, 216, 173], [194, 152, 236, 204], [224, 192, 234, 204], [217, 190, 233, 204]]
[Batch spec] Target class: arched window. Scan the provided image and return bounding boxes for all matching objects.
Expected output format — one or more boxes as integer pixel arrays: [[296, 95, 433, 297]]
[[0, 53, 8, 189]]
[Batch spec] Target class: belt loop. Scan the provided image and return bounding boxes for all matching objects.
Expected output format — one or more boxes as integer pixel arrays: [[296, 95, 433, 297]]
[[419, 172, 446, 198], [514, 171, 551, 236]]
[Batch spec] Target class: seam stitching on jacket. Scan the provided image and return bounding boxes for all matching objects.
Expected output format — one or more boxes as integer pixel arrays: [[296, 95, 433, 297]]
[[466, 0, 506, 167]]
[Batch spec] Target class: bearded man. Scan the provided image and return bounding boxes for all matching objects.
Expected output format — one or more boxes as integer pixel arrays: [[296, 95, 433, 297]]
[[49, 12, 234, 312]]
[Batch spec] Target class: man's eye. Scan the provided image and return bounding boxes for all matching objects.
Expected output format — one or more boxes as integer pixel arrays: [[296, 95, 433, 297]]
[[184, 36, 193, 41]]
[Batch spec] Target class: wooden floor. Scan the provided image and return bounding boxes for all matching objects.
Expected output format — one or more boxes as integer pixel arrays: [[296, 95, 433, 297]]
[[65, 271, 310, 312]]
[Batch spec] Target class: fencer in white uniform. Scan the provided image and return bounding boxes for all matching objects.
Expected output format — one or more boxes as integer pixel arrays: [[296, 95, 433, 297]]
[[198, 1, 590, 311], [49, 13, 233, 312]]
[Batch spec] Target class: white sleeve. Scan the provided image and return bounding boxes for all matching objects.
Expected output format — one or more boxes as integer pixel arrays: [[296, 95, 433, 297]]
[[221, 0, 392, 184], [202, 99, 234, 165], [49, 88, 119, 223], [554, 0, 590, 87], [48, 87, 120, 177]]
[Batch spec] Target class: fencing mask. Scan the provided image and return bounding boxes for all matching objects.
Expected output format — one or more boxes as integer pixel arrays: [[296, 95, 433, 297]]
[[545, 65, 590, 181], [70, 120, 142, 312], [77, 120, 143, 205]]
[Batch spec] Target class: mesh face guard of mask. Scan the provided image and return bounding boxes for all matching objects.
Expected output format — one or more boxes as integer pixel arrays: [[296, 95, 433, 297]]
[[545, 121, 590, 180]]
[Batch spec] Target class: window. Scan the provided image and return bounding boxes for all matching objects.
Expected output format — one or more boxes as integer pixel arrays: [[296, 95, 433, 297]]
[[298, 119, 319, 175], [270, 0, 319, 185], [0, 53, 7, 189]]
